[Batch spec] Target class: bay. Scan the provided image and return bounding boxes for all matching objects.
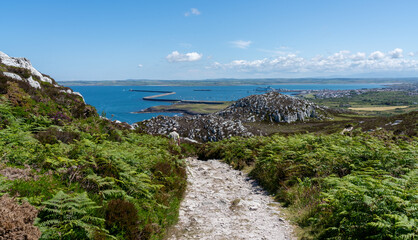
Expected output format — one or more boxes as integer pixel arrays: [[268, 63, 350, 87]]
[[68, 84, 386, 124]]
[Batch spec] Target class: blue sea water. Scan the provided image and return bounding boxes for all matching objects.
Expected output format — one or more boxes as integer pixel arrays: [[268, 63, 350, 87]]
[[68, 84, 386, 124]]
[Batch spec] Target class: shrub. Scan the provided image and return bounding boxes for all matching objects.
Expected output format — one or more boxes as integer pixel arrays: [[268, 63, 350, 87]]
[[105, 199, 140, 240], [0, 194, 41, 240], [35, 127, 80, 144], [0, 74, 9, 94]]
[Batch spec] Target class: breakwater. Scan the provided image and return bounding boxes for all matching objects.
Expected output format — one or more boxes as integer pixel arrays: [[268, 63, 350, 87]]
[[130, 89, 225, 104]]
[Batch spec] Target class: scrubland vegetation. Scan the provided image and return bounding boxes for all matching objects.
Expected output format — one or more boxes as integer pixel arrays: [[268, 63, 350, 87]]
[[0, 72, 187, 239], [1, 63, 417, 239], [199, 129, 417, 239]]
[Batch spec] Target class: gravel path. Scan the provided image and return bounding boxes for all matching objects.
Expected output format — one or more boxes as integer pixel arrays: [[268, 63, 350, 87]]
[[166, 157, 294, 240]]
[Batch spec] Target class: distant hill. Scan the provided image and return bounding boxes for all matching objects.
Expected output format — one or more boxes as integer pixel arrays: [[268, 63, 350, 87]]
[[60, 77, 418, 86]]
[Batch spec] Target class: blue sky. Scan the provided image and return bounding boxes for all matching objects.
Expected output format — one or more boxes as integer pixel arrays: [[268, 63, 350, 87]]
[[1, 0, 418, 80]]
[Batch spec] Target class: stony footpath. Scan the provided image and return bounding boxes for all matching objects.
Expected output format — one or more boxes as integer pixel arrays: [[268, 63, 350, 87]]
[[166, 158, 294, 240]]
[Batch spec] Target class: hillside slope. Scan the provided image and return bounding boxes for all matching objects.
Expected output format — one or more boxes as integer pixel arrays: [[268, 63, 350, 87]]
[[0, 51, 186, 240]]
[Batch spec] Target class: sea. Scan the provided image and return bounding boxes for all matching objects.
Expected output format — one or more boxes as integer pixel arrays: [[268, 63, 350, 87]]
[[68, 84, 386, 124]]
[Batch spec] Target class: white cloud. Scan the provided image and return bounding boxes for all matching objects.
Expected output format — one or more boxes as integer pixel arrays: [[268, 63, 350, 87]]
[[369, 51, 385, 60], [191, 8, 200, 15], [351, 52, 366, 61], [389, 48, 403, 58], [166, 51, 203, 62], [185, 8, 201, 16], [230, 40, 252, 49], [211, 48, 418, 74], [138, 64, 143, 68], [408, 52, 415, 57]]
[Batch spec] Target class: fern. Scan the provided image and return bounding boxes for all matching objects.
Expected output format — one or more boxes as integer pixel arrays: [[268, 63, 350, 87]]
[[0, 176, 13, 196], [37, 191, 113, 240]]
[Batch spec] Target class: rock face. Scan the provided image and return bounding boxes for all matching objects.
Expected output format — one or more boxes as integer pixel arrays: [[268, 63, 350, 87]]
[[166, 158, 294, 240], [138, 115, 252, 142], [217, 91, 329, 123], [138, 92, 332, 142]]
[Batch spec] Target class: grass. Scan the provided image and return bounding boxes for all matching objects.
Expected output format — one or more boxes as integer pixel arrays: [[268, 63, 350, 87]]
[[308, 91, 418, 116], [146, 102, 233, 115], [349, 106, 409, 111]]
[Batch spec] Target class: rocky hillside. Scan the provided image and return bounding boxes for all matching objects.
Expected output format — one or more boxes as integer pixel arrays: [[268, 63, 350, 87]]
[[0, 51, 187, 240], [138, 92, 336, 142], [217, 91, 331, 123], [0, 51, 96, 121], [137, 114, 252, 142]]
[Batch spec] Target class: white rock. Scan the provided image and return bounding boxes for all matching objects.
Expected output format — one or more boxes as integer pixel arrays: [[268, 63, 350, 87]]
[[3, 72, 22, 81], [26, 76, 41, 89], [0, 51, 52, 84], [72, 91, 85, 102]]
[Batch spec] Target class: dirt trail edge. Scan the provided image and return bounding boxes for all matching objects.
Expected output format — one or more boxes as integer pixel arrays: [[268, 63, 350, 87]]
[[166, 157, 295, 240]]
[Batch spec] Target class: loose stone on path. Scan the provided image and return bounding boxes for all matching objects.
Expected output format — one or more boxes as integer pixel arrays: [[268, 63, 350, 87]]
[[166, 157, 294, 240]]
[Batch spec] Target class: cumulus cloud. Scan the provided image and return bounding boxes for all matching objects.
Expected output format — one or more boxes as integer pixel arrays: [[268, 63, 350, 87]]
[[351, 52, 366, 61], [138, 64, 143, 68], [369, 51, 385, 60], [230, 40, 252, 49], [185, 8, 201, 16], [166, 51, 203, 62], [389, 48, 403, 58], [211, 48, 418, 74], [408, 52, 415, 57]]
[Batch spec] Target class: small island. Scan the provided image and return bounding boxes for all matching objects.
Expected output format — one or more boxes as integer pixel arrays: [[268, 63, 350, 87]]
[[135, 102, 233, 115]]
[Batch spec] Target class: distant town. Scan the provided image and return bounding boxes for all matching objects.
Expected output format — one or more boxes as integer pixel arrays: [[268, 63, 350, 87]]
[[293, 83, 418, 99]]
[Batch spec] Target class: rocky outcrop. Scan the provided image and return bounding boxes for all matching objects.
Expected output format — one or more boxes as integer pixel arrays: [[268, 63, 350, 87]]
[[137, 115, 252, 142], [138, 92, 334, 142], [217, 91, 330, 123], [0, 51, 82, 98], [0, 51, 95, 121]]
